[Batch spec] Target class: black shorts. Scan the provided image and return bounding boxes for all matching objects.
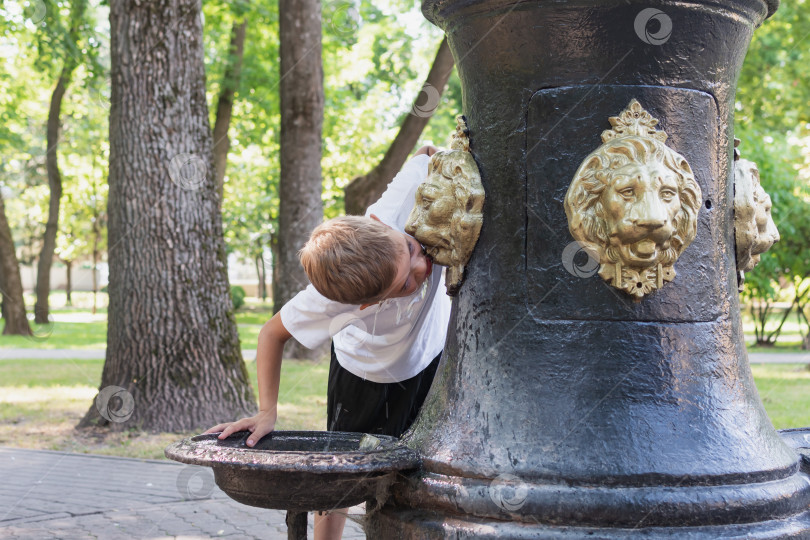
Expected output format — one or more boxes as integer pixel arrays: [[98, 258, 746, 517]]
[[326, 343, 441, 438]]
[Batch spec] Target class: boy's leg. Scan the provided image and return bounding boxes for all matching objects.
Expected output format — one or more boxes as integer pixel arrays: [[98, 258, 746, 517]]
[[383, 351, 442, 436], [322, 343, 389, 540], [327, 343, 392, 434], [314, 510, 347, 540], [320, 345, 441, 539]]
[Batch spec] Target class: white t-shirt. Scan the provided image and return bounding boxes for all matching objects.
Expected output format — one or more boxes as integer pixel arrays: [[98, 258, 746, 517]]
[[280, 154, 452, 383]]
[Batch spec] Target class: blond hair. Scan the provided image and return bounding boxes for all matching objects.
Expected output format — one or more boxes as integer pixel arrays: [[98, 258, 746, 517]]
[[299, 216, 402, 304]]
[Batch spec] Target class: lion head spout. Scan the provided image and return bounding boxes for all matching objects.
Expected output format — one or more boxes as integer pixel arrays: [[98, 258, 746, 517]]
[[564, 100, 702, 299]]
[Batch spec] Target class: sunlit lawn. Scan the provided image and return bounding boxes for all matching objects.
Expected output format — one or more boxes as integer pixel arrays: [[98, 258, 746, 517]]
[[750, 363, 810, 429], [2, 293, 272, 350], [0, 357, 327, 459]]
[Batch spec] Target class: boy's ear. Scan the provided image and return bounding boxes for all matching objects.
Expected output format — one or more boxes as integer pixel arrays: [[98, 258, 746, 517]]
[[359, 302, 375, 310], [369, 214, 390, 228]]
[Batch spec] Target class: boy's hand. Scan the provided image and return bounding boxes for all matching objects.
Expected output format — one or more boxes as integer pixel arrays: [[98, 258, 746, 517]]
[[414, 145, 438, 157], [203, 408, 278, 447]]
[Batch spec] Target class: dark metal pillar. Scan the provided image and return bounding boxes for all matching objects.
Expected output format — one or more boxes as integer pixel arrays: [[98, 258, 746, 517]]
[[285, 510, 307, 540], [368, 0, 810, 536]]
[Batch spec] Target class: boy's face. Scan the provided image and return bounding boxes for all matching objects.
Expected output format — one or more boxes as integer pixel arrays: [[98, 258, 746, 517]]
[[361, 215, 433, 309], [383, 229, 434, 300]]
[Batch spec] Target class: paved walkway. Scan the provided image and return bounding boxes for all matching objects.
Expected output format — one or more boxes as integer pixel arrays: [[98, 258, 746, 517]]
[[0, 447, 365, 540], [2, 348, 808, 363]]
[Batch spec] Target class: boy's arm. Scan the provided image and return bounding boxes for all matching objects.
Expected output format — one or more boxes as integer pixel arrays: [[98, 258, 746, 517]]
[[203, 311, 292, 447], [414, 145, 438, 157], [366, 152, 432, 229]]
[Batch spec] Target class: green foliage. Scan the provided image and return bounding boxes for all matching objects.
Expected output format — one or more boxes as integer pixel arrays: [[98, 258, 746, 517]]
[[0, 0, 109, 278], [737, 0, 810, 345], [207, 0, 461, 281], [230, 285, 246, 310]]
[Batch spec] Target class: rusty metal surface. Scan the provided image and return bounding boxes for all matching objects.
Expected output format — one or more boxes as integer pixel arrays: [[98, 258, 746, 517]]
[[165, 431, 420, 511]]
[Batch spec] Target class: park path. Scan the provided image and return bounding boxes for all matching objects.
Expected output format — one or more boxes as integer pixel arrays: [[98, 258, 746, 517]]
[[1, 347, 808, 363], [0, 447, 365, 540]]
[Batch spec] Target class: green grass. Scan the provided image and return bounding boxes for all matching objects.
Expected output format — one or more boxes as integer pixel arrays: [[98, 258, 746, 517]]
[[749, 363, 810, 429], [747, 342, 806, 354], [0, 356, 328, 459], [235, 310, 273, 325], [0, 358, 102, 386], [1, 319, 265, 350], [23, 291, 109, 312], [0, 321, 108, 349], [2, 293, 271, 350]]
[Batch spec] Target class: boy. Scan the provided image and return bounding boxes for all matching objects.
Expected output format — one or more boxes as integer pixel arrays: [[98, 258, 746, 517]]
[[205, 145, 452, 540]]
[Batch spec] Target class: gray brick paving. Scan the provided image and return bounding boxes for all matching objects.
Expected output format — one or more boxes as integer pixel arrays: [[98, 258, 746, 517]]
[[0, 447, 366, 539]]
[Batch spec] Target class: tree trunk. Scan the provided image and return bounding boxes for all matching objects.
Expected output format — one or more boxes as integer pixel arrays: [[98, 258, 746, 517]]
[[34, 67, 71, 324], [91, 172, 102, 315], [344, 38, 454, 215], [65, 260, 72, 306], [0, 191, 31, 336], [212, 19, 247, 203], [79, 0, 255, 432], [275, 0, 325, 359], [254, 252, 267, 301], [92, 211, 100, 315]]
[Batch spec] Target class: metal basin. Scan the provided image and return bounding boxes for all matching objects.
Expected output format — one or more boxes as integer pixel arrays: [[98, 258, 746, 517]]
[[165, 431, 420, 511]]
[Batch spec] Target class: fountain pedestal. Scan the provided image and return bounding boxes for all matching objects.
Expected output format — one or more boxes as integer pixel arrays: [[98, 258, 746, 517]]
[[368, 0, 810, 536]]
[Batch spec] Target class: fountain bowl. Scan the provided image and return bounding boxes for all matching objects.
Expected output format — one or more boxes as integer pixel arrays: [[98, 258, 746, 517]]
[[165, 431, 421, 511]]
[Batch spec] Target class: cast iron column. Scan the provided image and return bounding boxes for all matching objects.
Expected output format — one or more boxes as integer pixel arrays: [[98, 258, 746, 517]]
[[369, 0, 810, 536]]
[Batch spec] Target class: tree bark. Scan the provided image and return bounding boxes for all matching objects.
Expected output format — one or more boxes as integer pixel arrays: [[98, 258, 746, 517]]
[[212, 19, 247, 203], [0, 190, 31, 336], [275, 0, 325, 359], [65, 259, 72, 306], [254, 252, 267, 301], [79, 0, 255, 431], [344, 38, 454, 215], [34, 66, 71, 324], [92, 204, 100, 315]]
